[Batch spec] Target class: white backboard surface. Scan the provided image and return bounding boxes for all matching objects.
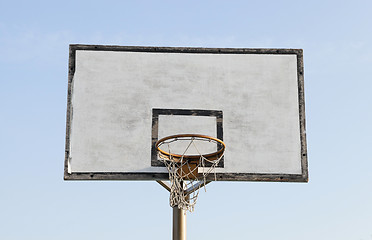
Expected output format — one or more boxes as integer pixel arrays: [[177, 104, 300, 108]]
[[65, 45, 308, 182]]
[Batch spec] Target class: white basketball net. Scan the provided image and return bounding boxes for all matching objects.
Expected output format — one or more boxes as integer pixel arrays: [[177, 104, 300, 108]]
[[157, 136, 224, 212]]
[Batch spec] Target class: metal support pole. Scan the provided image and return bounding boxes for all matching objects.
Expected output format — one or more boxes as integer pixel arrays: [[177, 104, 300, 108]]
[[173, 206, 186, 240], [156, 180, 189, 240]]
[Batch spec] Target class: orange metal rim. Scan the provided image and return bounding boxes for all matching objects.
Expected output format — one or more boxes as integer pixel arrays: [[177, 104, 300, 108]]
[[155, 134, 225, 160]]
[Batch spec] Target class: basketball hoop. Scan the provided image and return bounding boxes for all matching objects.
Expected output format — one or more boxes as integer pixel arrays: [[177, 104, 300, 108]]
[[156, 134, 225, 212]]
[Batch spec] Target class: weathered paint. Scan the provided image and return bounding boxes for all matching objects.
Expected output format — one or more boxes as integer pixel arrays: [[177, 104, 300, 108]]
[[64, 45, 308, 182]]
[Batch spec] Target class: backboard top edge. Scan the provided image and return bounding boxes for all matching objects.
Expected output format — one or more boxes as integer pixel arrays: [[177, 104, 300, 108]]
[[69, 44, 303, 55]]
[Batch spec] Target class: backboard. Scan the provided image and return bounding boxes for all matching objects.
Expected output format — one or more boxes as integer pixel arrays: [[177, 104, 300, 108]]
[[64, 45, 308, 182]]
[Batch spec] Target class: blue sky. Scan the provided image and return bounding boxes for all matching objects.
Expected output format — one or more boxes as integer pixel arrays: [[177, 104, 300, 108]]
[[1, 0, 372, 239]]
